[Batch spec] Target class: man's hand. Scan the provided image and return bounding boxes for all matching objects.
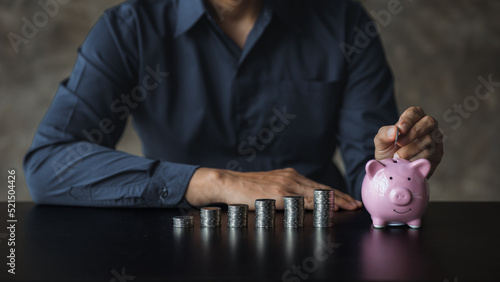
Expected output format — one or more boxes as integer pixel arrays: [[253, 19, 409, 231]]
[[185, 167, 362, 211], [374, 106, 444, 177]]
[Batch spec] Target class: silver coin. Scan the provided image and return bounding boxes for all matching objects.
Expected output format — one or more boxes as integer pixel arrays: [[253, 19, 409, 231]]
[[173, 215, 194, 228], [284, 196, 304, 228], [200, 207, 221, 227], [313, 189, 335, 228], [255, 199, 276, 228], [228, 204, 248, 228]]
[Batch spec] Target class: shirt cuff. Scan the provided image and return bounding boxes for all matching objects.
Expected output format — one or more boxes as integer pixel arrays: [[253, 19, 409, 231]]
[[145, 161, 199, 207]]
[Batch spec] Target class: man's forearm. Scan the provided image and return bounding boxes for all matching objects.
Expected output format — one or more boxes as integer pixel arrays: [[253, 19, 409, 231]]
[[24, 141, 198, 207], [185, 167, 225, 207]]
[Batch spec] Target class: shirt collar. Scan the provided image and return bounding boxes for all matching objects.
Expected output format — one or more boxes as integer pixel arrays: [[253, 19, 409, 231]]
[[174, 0, 301, 38], [174, 0, 206, 37]]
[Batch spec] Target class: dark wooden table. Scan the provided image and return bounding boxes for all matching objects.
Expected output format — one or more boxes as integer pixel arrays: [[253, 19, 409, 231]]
[[0, 202, 499, 281]]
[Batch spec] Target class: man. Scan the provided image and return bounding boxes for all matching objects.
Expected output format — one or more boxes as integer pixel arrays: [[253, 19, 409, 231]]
[[23, 0, 443, 210]]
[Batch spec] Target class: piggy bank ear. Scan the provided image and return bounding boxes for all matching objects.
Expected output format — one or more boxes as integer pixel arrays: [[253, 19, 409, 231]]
[[410, 158, 431, 178], [365, 160, 385, 180]]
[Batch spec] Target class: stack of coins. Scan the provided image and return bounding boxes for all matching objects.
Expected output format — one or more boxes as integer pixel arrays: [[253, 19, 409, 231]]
[[313, 189, 335, 227], [228, 204, 249, 228], [200, 207, 221, 227], [284, 196, 305, 228], [172, 215, 194, 228], [255, 199, 276, 228]]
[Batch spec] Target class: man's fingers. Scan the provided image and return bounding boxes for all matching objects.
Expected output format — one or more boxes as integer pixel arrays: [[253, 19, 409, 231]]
[[295, 176, 362, 209], [285, 171, 361, 210], [374, 125, 398, 160], [333, 190, 362, 211], [296, 177, 331, 196], [375, 125, 397, 146], [398, 115, 438, 146], [395, 135, 434, 161], [302, 192, 361, 210], [285, 169, 329, 195], [245, 168, 362, 211], [371, 107, 443, 180], [395, 136, 443, 178], [396, 106, 426, 134]]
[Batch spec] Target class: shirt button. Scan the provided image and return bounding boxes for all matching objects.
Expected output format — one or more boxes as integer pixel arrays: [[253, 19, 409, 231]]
[[160, 188, 168, 199]]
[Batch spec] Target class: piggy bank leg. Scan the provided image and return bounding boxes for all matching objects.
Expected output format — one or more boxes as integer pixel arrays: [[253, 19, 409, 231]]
[[407, 219, 421, 229], [372, 218, 386, 228]]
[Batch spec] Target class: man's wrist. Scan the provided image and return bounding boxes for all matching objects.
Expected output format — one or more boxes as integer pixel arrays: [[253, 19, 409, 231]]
[[185, 167, 226, 206], [204, 168, 226, 204]]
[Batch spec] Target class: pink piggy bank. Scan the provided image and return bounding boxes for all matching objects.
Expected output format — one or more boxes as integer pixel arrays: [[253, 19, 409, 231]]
[[361, 158, 431, 228]]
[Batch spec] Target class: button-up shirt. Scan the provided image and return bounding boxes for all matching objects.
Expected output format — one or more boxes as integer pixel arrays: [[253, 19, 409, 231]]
[[24, 0, 398, 207]]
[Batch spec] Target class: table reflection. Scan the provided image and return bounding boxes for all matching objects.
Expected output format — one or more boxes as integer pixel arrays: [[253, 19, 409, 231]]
[[360, 227, 426, 280], [255, 227, 275, 259], [283, 228, 299, 258], [228, 227, 247, 259], [200, 227, 221, 250], [173, 225, 194, 243]]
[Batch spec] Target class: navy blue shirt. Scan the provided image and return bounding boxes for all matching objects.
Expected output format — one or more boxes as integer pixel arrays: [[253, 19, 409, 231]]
[[24, 0, 398, 207]]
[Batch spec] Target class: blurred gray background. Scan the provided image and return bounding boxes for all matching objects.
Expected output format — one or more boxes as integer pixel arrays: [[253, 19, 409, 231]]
[[1, 0, 499, 202]]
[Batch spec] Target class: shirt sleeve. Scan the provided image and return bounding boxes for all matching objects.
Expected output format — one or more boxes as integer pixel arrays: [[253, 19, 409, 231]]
[[23, 9, 198, 207], [336, 3, 399, 200]]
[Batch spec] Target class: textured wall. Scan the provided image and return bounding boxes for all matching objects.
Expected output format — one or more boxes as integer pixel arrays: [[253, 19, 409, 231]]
[[1, 0, 499, 202]]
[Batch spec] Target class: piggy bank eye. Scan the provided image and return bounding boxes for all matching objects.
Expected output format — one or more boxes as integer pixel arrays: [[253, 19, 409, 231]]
[[408, 177, 411, 181], [389, 177, 393, 180]]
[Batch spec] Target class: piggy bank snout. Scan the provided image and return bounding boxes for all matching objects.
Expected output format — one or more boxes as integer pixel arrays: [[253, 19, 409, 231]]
[[389, 188, 412, 206]]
